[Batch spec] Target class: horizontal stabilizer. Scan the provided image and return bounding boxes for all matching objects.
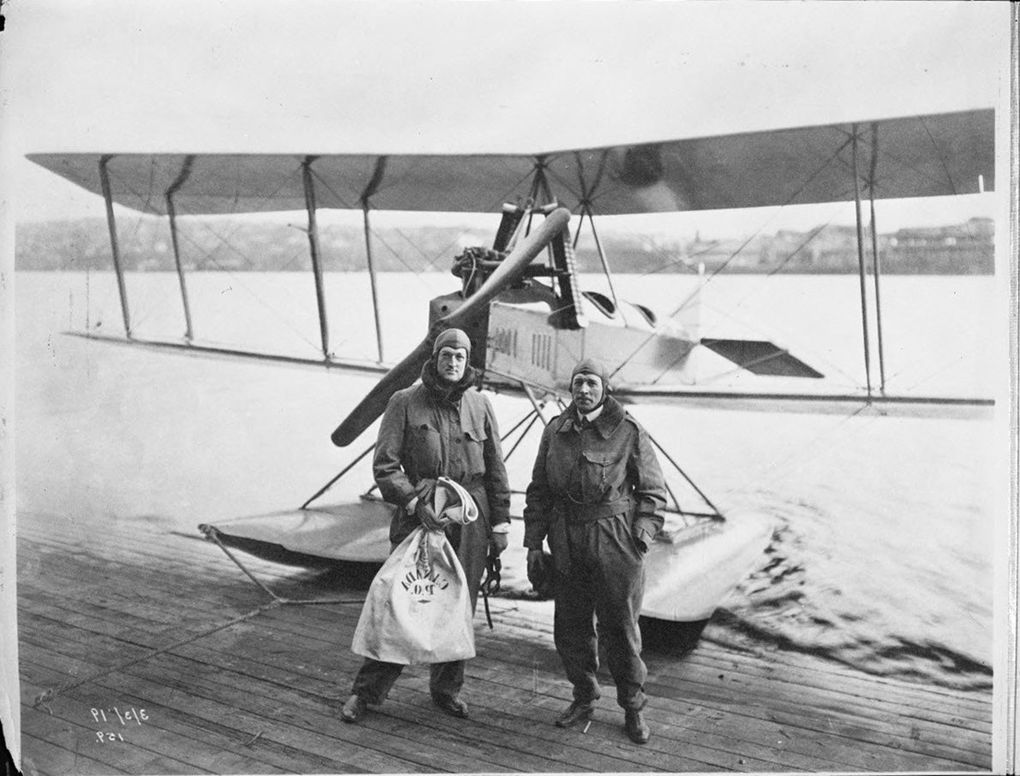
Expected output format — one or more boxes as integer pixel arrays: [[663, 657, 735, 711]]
[[700, 338, 823, 378]]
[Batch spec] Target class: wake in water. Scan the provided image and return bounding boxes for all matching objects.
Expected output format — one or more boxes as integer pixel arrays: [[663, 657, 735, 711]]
[[703, 507, 993, 692]]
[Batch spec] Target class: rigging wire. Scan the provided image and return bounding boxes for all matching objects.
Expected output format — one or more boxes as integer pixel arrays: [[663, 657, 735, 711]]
[[312, 168, 461, 276], [672, 146, 856, 311], [176, 162, 336, 352], [164, 165, 335, 354], [103, 167, 179, 331], [670, 281, 865, 390], [734, 403, 872, 497], [601, 138, 856, 383], [315, 159, 537, 273], [116, 160, 325, 350], [881, 320, 995, 398], [908, 116, 958, 195], [680, 211, 866, 388], [308, 169, 430, 274], [829, 121, 959, 201], [690, 243, 853, 378], [170, 220, 324, 355]]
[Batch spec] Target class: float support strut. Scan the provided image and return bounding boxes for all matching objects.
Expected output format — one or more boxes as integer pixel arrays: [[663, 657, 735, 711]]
[[301, 442, 376, 509], [647, 432, 724, 520]]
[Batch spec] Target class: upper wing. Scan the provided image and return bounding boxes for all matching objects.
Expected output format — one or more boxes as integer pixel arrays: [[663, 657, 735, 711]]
[[27, 109, 993, 216]]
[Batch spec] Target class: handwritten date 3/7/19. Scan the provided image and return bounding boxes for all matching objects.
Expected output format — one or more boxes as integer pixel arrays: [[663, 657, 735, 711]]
[[91, 707, 148, 743]]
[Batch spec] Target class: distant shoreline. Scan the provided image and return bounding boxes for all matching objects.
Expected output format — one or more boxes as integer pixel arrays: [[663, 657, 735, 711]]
[[15, 265, 999, 276], [15, 217, 994, 275], [12, 267, 996, 277]]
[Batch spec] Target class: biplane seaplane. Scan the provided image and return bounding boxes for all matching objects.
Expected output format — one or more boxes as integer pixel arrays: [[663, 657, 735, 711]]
[[27, 106, 995, 627]]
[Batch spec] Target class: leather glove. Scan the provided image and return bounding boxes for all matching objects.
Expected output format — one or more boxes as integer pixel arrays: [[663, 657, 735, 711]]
[[414, 499, 444, 531], [489, 532, 509, 555], [526, 549, 546, 586], [633, 517, 659, 555], [634, 534, 651, 555]]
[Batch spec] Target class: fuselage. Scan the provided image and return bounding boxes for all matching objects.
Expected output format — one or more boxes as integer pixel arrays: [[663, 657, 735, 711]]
[[429, 281, 700, 392]]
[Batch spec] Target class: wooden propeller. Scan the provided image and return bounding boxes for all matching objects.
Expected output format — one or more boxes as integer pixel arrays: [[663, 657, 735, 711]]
[[330, 207, 570, 447]]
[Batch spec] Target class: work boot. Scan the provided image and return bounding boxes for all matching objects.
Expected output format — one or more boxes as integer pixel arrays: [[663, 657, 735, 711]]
[[555, 699, 595, 728], [341, 694, 367, 724], [432, 694, 469, 718], [624, 708, 650, 744]]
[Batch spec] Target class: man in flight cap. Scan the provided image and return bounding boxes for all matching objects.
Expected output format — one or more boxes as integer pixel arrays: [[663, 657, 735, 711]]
[[341, 327, 511, 723], [523, 358, 666, 744]]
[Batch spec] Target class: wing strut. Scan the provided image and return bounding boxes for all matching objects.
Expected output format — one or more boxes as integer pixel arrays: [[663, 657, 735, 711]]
[[166, 155, 196, 342], [581, 204, 621, 313], [850, 126, 874, 398], [361, 206, 385, 363], [867, 122, 888, 392], [361, 157, 388, 363], [572, 150, 621, 313], [302, 157, 331, 358], [98, 156, 132, 338]]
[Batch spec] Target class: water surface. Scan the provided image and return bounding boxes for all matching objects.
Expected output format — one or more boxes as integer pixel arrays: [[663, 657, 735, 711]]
[[14, 270, 1002, 691]]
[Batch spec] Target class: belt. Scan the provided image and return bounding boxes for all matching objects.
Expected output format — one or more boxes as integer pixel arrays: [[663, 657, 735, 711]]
[[559, 496, 635, 523]]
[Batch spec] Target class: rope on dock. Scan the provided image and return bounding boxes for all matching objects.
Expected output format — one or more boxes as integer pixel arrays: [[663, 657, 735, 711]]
[[33, 529, 367, 708], [201, 525, 368, 606], [33, 601, 281, 709]]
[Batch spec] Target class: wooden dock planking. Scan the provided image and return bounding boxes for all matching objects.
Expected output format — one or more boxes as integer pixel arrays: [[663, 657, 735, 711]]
[[24, 606, 663, 774], [22, 645, 412, 775], [22, 563, 888, 773], [19, 530, 987, 770], [20, 700, 211, 775], [491, 603, 992, 725], [25, 530, 987, 758], [20, 629, 432, 774], [466, 632, 977, 773], [22, 597, 572, 773], [21, 732, 131, 776], [16, 512, 994, 773], [22, 657, 325, 775], [23, 542, 991, 770]]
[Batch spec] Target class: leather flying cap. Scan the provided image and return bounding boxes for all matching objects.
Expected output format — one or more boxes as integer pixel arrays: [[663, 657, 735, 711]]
[[570, 358, 609, 385], [432, 327, 472, 356]]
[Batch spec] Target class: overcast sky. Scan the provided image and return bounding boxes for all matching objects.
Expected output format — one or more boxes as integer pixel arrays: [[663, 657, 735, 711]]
[[0, 0, 1011, 233]]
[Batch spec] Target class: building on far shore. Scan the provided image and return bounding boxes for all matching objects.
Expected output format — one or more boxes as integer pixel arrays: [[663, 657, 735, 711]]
[[683, 217, 994, 275], [17, 217, 994, 275]]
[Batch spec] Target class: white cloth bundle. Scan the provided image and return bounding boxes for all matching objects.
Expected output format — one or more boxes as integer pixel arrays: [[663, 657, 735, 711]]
[[350, 478, 478, 664]]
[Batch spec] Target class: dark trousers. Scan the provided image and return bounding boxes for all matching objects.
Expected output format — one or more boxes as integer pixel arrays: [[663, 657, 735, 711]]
[[553, 513, 648, 710], [351, 658, 465, 705]]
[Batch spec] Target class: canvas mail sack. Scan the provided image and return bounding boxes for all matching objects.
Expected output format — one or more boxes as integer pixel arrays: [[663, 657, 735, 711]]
[[351, 477, 478, 664]]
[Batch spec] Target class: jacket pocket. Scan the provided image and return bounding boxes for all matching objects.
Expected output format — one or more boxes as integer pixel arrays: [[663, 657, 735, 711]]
[[462, 425, 488, 475], [409, 422, 443, 473], [579, 449, 620, 502]]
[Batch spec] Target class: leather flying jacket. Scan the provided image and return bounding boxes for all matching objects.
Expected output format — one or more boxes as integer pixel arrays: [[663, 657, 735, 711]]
[[523, 395, 667, 551], [374, 361, 511, 544]]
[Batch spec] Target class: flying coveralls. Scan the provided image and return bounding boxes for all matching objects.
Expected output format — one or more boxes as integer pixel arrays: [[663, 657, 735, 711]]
[[349, 356, 511, 707], [523, 393, 666, 712]]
